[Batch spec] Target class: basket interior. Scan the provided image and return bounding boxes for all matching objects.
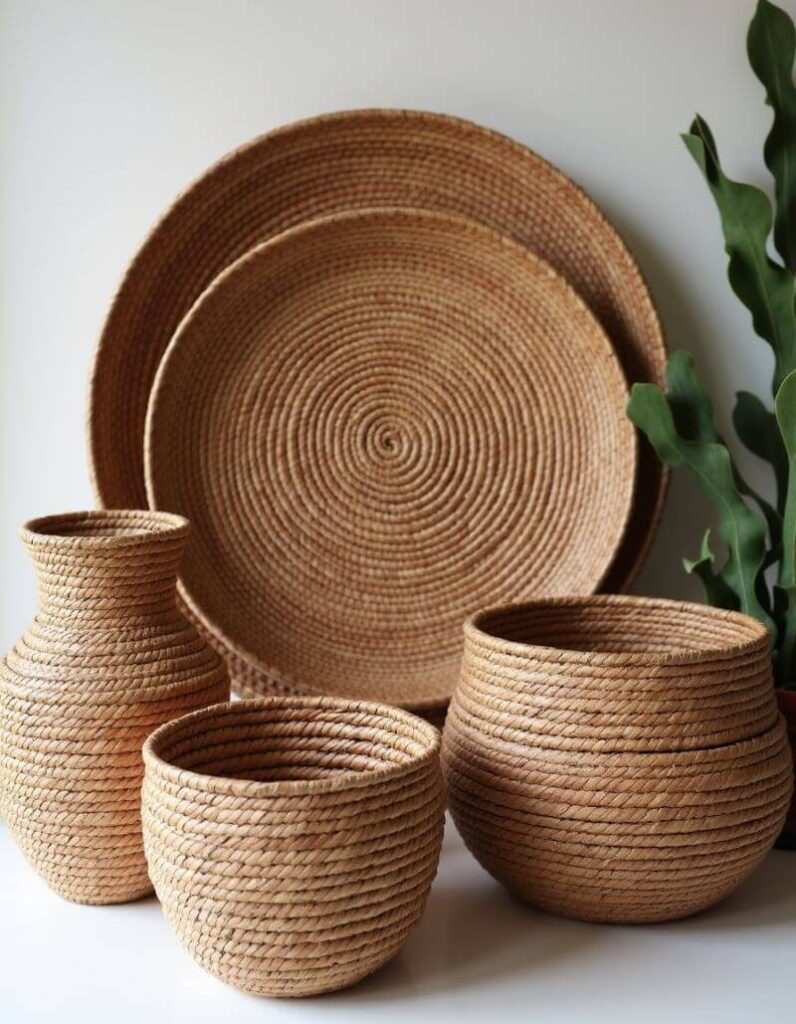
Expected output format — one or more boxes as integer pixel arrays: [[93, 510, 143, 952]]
[[150, 701, 436, 784], [475, 600, 766, 658]]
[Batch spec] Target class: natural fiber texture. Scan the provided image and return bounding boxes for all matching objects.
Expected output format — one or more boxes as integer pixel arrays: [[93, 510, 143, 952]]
[[89, 108, 667, 695], [145, 209, 636, 708], [442, 596, 793, 923], [141, 697, 445, 997], [0, 511, 229, 905], [458, 597, 778, 752]]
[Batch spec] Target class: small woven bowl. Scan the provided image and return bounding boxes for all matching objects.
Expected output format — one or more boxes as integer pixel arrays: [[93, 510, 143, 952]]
[[142, 697, 445, 997], [442, 597, 793, 923]]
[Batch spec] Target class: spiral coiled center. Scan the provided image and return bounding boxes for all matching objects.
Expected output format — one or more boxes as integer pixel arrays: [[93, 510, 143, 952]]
[[146, 211, 636, 703]]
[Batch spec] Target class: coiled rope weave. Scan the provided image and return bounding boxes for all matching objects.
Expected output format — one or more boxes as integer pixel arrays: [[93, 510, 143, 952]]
[[145, 209, 636, 710], [142, 698, 445, 997], [442, 596, 793, 923], [0, 511, 229, 904], [90, 108, 666, 698]]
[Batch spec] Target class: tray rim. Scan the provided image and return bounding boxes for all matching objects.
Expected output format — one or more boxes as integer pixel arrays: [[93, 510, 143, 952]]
[[87, 107, 667, 596]]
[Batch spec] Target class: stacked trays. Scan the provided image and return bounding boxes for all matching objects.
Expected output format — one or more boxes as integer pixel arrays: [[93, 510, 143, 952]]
[[89, 109, 664, 709], [142, 698, 445, 996], [144, 210, 636, 713], [442, 597, 793, 923]]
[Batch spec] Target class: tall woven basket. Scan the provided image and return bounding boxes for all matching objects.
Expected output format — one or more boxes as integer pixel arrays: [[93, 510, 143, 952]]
[[442, 596, 793, 923], [0, 511, 230, 904], [142, 697, 445, 996]]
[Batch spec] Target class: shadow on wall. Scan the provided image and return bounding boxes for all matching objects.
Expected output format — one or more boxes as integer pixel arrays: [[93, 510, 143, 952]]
[[632, 473, 708, 602], [593, 197, 725, 604]]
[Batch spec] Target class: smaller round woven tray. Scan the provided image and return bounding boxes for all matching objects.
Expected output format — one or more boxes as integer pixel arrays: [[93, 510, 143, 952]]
[[145, 209, 636, 708]]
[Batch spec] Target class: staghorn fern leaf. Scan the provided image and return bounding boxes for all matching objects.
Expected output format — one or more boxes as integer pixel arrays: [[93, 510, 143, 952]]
[[682, 115, 796, 392], [775, 370, 796, 682], [665, 353, 780, 551], [748, 0, 796, 271], [775, 369, 796, 583], [665, 351, 718, 441], [733, 389, 789, 515], [684, 529, 740, 610], [628, 381, 774, 633], [635, 1, 796, 685]]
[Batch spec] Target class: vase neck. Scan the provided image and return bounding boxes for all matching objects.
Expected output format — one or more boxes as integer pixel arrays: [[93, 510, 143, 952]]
[[27, 538, 185, 627]]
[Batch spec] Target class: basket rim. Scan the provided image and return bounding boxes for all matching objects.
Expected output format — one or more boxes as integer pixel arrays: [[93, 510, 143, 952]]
[[20, 510, 189, 548], [465, 595, 771, 667], [143, 696, 441, 797], [444, 710, 787, 768]]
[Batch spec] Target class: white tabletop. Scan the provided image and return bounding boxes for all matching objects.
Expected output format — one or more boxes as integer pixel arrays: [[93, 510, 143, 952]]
[[1, 817, 793, 1024]]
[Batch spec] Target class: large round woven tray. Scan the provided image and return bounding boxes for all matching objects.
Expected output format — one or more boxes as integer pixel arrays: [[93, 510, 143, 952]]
[[144, 209, 636, 709], [90, 108, 666, 594]]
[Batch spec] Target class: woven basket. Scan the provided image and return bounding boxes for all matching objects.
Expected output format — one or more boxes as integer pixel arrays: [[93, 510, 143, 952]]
[[89, 108, 667, 697], [144, 209, 635, 711], [442, 597, 793, 923], [142, 697, 445, 997], [0, 511, 230, 905]]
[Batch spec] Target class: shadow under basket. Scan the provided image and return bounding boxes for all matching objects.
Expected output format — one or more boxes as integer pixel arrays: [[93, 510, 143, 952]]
[[141, 697, 446, 997], [442, 595, 794, 923]]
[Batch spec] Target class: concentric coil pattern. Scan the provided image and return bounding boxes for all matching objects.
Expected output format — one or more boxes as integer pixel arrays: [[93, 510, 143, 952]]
[[442, 596, 794, 923], [145, 210, 635, 708], [0, 511, 229, 905], [141, 698, 445, 997], [90, 109, 668, 698]]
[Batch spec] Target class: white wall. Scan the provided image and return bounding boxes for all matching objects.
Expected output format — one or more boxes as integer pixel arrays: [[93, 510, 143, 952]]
[[0, 0, 785, 647]]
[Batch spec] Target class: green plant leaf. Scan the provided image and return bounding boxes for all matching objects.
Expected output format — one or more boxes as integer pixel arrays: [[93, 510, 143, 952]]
[[776, 369, 796, 583], [682, 115, 796, 391], [683, 529, 740, 609], [774, 584, 796, 685], [733, 389, 789, 512], [663, 353, 780, 550], [628, 382, 774, 632], [665, 351, 718, 441], [773, 369, 796, 683], [748, 0, 796, 271]]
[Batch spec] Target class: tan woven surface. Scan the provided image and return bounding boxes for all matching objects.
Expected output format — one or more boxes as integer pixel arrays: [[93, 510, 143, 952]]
[[145, 209, 636, 708], [0, 511, 230, 905], [142, 697, 445, 997], [442, 596, 793, 923], [89, 108, 667, 695]]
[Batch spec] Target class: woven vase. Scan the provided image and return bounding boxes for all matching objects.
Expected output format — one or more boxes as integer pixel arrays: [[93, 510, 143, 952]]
[[0, 510, 230, 905], [142, 697, 445, 997], [442, 596, 794, 923]]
